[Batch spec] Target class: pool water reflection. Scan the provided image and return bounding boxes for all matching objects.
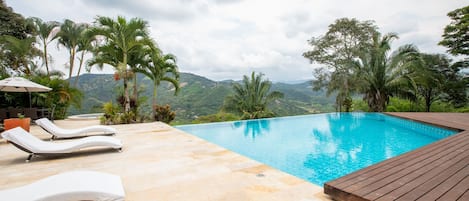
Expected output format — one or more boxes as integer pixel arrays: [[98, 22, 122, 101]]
[[177, 113, 456, 185]]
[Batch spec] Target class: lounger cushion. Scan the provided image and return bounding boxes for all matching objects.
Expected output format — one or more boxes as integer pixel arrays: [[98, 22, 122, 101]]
[[1, 127, 122, 154], [0, 170, 125, 201], [35, 118, 117, 138]]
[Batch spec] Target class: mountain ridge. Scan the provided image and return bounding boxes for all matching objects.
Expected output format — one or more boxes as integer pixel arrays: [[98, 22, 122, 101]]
[[69, 73, 335, 123]]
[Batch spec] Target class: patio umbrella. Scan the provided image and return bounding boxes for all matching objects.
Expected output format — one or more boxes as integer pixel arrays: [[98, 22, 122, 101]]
[[0, 77, 52, 108]]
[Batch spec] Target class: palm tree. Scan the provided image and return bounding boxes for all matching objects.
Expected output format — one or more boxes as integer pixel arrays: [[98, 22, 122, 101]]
[[27, 17, 60, 76], [57, 19, 88, 81], [0, 35, 41, 76], [135, 50, 180, 119], [353, 33, 420, 112], [224, 72, 284, 119], [127, 44, 153, 113], [88, 16, 154, 113], [74, 25, 95, 87], [32, 76, 83, 119]]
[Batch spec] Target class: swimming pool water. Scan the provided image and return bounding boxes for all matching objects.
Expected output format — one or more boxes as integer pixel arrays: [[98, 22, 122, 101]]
[[177, 113, 457, 186]]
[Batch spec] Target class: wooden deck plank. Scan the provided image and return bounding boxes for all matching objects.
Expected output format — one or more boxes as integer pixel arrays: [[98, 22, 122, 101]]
[[364, 134, 469, 196], [382, 154, 468, 201], [363, 144, 469, 200], [419, 166, 469, 201], [324, 134, 468, 200], [455, 187, 469, 201], [352, 140, 468, 196], [327, 132, 465, 189], [328, 133, 467, 190], [325, 113, 469, 201]]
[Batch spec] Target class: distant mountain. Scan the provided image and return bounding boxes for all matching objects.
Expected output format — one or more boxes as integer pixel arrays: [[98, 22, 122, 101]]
[[273, 79, 312, 84], [69, 73, 335, 123]]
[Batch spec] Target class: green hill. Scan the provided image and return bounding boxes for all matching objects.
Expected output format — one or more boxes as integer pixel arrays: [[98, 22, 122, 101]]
[[69, 73, 335, 123]]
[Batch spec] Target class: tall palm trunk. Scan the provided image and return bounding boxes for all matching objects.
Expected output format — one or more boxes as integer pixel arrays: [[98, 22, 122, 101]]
[[133, 73, 138, 111], [367, 90, 386, 112], [122, 54, 131, 113], [68, 48, 76, 82], [43, 45, 50, 75], [152, 83, 157, 120], [74, 50, 85, 87], [123, 75, 130, 112]]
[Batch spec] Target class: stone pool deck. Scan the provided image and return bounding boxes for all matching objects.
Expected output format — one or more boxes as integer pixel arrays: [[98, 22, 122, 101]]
[[0, 119, 328, 200]]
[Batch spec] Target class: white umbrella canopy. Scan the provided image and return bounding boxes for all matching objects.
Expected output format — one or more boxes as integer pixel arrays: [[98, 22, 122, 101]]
[[0, 77, 52, 92], [0, 77, 52, 108]]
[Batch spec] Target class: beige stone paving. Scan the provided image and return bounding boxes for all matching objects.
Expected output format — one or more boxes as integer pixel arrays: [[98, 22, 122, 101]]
[[0, 119, 330, 201]]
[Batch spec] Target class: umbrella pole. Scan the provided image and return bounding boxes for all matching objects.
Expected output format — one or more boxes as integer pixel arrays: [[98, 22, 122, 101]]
[[29, 92, 32, 108]]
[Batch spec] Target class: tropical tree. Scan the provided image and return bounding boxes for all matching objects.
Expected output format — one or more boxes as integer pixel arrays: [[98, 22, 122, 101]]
[[223, 72, 284, 119], [27, 17, 60, 75], [0, 0, 32, 39], [135, 50, 180, 119], [303, 18, 378, 111], [74, 24, 94, 86], [353, 33, 420, 112], [439, 62, 468, 108], [312, 67, 356, 112], [0, 35, 41, 76], [32, 75, 83, 119], [414, 54, 450, 112], [88, 16, 154, 113], [57, 19, 88, 81], [439, 4, 469, 88], [0, 0, 35, 76], [29, 60, 64, 78], [127, 44, 153, 113], [439, 5, 469, 57]]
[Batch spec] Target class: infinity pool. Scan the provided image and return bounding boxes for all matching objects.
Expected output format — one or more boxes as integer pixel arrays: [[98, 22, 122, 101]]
[[177, 113, 457, 186]]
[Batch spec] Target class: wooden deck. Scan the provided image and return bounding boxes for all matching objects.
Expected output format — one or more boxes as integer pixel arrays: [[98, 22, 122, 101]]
[[324, 112, 469, 201]]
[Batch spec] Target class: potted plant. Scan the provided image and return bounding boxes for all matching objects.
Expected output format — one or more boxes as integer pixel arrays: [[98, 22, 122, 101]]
[[4, 113, 31, 132], [113, 72, 120, 81]]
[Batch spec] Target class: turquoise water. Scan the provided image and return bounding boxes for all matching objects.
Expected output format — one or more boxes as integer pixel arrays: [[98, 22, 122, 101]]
[[176, 113, 457, 186]]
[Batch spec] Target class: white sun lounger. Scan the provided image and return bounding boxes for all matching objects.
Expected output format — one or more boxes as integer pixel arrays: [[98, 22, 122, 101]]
[[0, 170, 125, 201], [35, 118, 117, 139], [1, 127, 122, 162]]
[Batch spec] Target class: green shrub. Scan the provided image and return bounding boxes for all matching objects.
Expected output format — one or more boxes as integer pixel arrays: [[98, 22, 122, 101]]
[[351, 99, 369, 112], [456, 107, 469, 113], [385, 97, 423, 112], [154, 104, 176, 124], [192, 112, 240, 124], [386, 105, 398, 112], [119, 111, 136, 124], [101, 101, 121, 125]]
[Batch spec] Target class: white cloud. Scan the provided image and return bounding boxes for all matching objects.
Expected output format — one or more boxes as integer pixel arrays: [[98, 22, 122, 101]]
[[4, 0, 467, 81]]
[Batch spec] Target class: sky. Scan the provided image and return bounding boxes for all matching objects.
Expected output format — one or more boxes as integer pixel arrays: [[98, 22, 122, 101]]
[[5, 0, 467, 82]]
